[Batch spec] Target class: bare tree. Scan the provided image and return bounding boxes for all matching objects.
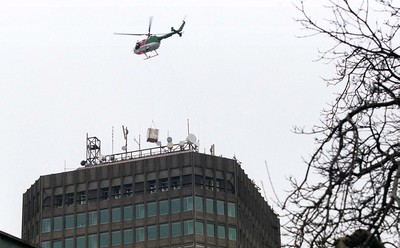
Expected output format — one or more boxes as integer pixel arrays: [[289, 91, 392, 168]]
[[283, 0, 400, 247]]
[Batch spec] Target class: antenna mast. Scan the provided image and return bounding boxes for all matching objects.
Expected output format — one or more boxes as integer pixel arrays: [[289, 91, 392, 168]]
[[112, 126, 114, 154], [122, 125, 128, 155]]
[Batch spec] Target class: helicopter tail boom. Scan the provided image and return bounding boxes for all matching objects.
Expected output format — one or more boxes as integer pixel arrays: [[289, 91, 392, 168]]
[[157, 20, 185, 40], [171, 20, 185, 36]]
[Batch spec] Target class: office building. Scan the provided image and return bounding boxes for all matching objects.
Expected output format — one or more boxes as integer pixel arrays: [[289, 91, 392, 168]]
[[22, 133, 280, 247]]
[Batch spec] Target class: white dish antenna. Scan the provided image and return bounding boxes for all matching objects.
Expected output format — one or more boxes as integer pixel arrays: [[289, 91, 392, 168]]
[[167, 137, 173, 150], [167, 142, 173, 150], [186, 133, 197, 145]]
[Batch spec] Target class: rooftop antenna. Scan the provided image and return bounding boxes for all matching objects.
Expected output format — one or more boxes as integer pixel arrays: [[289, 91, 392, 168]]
[[85, 133, 101, 165], [187, 118, 190, 135], [112, 126, 114, 154], [122, 125, 128, 153], [134, 135, 141, 150]]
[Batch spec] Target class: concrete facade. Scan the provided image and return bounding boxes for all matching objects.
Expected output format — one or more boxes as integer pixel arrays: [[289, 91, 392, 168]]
[[22, 150, 280, 247]]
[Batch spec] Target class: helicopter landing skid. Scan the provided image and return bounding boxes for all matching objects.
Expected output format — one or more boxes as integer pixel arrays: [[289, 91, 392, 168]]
[[144, 50, 159, 60]]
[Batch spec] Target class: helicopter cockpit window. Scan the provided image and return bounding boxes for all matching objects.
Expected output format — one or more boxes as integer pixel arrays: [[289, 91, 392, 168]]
[[135, 42, 140, 50]]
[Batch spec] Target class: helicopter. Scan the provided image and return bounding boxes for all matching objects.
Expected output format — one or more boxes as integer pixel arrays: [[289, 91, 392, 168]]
[[114, 17, 186, 59]]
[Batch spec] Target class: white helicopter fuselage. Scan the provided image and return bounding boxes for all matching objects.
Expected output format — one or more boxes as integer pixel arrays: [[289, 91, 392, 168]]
[[134, 41, 160, 55]]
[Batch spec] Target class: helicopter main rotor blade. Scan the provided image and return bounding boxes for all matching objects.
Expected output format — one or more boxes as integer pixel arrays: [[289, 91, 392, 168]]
[[114, 33, 147, 36], [148, 16, 153, 36]]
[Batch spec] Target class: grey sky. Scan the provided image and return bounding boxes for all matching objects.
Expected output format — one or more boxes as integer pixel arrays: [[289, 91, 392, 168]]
[[0, 0, 334, 238]]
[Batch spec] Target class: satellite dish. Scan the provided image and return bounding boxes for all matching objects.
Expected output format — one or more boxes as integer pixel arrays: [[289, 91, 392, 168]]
[[167, 137, 173, 143], [167, 142, 173, 149], [186, 133, 197, 145], [122, 145, 127, 151]]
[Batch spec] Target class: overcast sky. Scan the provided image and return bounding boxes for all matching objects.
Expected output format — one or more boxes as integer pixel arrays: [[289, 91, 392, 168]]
[[0, 0, 334, 238]]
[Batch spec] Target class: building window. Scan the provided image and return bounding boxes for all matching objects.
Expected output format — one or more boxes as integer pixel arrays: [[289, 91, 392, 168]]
[[171, 176, 180, 190], [159, 200, 168, 215], [65, 193, 74, 206], [183, 220, 193, 235], [216, 179, 225, 192], [112, 207, 121, 222], [228, 226, 237, 241], [112, 186, 121, 199], [65, 214, 74, 230], [171, 198, 181, 213], [195, 196, 204, 212], [123, 229, 133, 244], [147, 225, 157, 240], [206, 198, 214, 214], [53, 239, 62, 248], [195, 220, 204, 235], [171, 221, 181, 237], [41, 218, 51, 233], [206, 177, 214, 190], [76, 213, 86, 228], [195, 174, 203, 188], [41, 241, 50, 248], [53, 216, 62, 231], [123, 184, 132, 197], [123, 205, 133, 221], [112, 230, 121, 246], [77, 191, 86, 204], [217, 200, 225, 216], [182, 175, 192, 187], [88, 189, 97, 202], [88, 234, 97, 248], [217, 224, 225, 239], [160, 178, 168, 191], [100, 232, 109, 247], [134, 182, 144, 194], [227, 202, 236, 217], [54, 195, 63, 207], [159, 223, 169, 239], [76, 236, 85, 247], [100, 209, 109, 224], [135, 227, 145, 242], [135, 203, 145, 219], [183, 196, 193, 212], [43, 196, 52, 209], [147, 202, 157, 217], [207, 222, 215, 237], [147, 180, 157, 193], [227, 180, 235, 193], [100, 187, 109, 200], [88, 211, 97, 226], [65, 237, 73, 248]]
